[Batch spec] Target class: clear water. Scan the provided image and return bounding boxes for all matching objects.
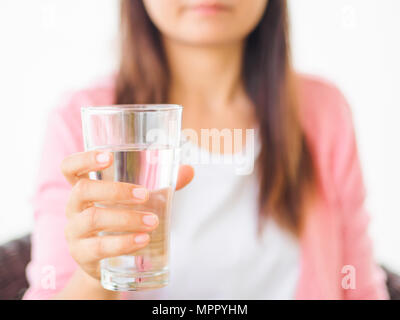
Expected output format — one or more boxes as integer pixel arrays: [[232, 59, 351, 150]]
[[89, 145, 180, 290]]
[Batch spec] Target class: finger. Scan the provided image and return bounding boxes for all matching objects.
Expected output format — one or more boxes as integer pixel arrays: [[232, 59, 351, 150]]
[[66, 207, 159, 239], [71, 233, 150, 264], [61, 150, 113, 185], [176, 165, 194, 190], [67, 179, 149, 215]]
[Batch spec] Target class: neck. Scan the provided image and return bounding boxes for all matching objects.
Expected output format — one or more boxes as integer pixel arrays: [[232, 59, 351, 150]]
[[164, 39, 246, 109]]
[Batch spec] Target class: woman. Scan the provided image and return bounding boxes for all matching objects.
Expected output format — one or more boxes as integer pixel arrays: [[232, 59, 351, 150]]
[[24, 0, 388, 299]]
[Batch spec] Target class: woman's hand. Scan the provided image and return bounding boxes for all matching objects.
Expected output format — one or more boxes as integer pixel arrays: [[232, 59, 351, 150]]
[[61, 150, 194, 281]]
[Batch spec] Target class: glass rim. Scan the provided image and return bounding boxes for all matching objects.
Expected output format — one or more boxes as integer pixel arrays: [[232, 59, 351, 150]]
[[81, 104, 182, 113]]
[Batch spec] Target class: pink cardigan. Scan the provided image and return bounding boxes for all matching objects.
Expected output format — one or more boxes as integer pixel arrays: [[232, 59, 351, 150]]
[[23, 74, 389, 300]]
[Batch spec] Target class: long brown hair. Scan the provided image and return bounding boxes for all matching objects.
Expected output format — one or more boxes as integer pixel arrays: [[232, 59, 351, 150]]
[[115, 0, 315, 235]]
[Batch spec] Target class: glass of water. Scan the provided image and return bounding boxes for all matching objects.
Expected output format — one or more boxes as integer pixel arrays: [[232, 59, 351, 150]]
[[81, 105, 182, 291]]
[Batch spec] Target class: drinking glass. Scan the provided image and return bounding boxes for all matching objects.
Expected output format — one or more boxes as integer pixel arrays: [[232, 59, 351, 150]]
[[81, 105, 182, 291]]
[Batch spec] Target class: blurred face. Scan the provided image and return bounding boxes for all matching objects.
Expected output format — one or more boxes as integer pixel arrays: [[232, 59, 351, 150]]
[[143, 0, 269, 46]]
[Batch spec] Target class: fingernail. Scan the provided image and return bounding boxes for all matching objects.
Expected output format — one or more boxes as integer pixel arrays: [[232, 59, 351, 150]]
[[96, 152, 110, 164], [142, 214, 158, 226], [132, 188, 147, 200], [135, 233, 150, 244]]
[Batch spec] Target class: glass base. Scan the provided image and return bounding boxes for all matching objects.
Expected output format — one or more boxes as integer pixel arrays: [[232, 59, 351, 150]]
[[101, 268, 169, 292]]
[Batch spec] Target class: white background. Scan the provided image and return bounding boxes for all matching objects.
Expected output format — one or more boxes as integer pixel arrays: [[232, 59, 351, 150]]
[[0, 1, 399, 271]]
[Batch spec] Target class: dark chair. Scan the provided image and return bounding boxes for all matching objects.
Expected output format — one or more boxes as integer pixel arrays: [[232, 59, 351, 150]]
[[0, 235, 31, 299], [0, 235, 399, 300]]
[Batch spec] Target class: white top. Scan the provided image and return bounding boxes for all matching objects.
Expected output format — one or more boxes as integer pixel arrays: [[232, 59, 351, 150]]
[[129, 136, 300, 300]]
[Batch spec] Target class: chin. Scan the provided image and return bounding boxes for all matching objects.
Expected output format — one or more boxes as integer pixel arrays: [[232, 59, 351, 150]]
[[177, 31, 244, 47]]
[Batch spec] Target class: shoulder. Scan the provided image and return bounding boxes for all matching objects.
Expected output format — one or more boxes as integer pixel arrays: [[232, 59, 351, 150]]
[[295, 73, 356, 158], [48, 74, 116, 132], [295, 73, 354, 146], [295, 73, 361, 202], [54, 74, 116, 119], [44, 74, 116, 152]]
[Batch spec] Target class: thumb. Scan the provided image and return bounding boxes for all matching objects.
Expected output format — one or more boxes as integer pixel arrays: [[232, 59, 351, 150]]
[[176, 165, 194, 190]]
